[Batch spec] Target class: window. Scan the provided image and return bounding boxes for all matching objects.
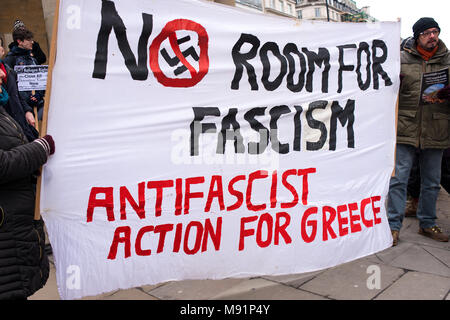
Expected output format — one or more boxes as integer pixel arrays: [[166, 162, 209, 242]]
[[315, 8, 321, 17], [271, 0, 275, 8], [298, 10, 303, 19], [235, 0, 263, 10], [280, 0, 284, 12]]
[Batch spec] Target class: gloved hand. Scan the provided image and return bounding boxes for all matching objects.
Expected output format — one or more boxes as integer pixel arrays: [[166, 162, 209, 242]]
[[437, 85, 450, 100], [43, 135, 55, 155], [34, 134, 55, 156], [28, 94, 39, 107]]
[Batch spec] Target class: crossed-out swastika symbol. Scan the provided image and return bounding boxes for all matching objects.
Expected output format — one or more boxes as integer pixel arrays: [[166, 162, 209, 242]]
[[150, 19, 209, 88], [160, 35, 200, 76]]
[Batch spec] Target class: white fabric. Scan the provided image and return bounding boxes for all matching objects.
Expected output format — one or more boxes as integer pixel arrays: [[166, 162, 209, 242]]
[[41, 0, 400, 299]]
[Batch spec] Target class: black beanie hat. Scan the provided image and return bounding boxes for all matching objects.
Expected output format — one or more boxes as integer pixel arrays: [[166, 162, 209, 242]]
[[413, 17, 440, 39]]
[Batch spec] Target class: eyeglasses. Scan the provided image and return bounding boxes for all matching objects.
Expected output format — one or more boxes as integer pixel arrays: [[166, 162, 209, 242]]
[[420, 29, 440, 37]]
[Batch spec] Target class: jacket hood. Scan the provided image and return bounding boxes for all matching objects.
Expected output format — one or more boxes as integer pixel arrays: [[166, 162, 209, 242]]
[[401, 37, 415, 51]]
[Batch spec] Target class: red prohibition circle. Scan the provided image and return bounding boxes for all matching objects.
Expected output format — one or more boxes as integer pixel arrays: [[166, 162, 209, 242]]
[[150, 19, 209, 88]]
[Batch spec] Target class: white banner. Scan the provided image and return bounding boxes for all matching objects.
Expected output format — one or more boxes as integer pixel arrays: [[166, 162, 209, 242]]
[[41, 0, 400, 300]]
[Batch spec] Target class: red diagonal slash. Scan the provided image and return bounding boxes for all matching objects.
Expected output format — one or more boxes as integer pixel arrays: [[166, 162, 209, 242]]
[[168, 32, 197, 77], [150, 19, 209, 88]]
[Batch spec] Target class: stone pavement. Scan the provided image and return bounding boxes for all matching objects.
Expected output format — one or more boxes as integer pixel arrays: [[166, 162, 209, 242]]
[[30, 190, 450, 301]]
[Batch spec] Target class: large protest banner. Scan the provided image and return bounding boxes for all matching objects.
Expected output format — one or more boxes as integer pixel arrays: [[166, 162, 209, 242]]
[[41, 0, 400, 299]]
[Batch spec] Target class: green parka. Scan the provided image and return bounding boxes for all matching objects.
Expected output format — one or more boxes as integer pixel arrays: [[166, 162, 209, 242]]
[[398, 38, 450, 149]]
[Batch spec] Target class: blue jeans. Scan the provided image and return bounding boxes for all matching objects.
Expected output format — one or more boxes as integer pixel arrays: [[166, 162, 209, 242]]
[[388, 144, 443, 231]]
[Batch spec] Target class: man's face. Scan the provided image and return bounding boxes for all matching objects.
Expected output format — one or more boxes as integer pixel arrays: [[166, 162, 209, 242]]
[[417, 27, 440, 51], [0, 45, 4, 59], [17, 38, 33, 51]]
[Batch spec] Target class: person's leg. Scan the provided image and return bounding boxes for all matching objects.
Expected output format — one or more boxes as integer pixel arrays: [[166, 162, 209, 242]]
[[405, 155, 420, 217], [416, 148, 443, 229], [388, 144, 417, 232], [441, 148, 450, 194], [407, 150, 421, 198]]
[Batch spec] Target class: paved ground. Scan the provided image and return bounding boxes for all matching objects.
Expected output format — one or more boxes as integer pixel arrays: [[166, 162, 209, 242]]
[[30, 190, 450, 301]]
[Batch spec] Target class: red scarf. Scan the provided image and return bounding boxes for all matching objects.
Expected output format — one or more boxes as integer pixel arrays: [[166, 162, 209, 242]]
[[416, 44, 438, 61], [0, 63, 7, 85]]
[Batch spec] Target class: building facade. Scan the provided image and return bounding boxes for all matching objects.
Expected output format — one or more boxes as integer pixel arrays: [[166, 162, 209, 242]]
[[295, 0, 375, 22], [0, 0, 375, 62], [0, 0, 55, 59], [235, 0, 298, 18], [235, 0, 263, 13], [263, 0, 298, 18]]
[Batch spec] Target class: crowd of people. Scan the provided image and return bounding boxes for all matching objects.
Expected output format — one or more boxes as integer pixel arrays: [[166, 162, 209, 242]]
[[0, 21, 55, 300], [0, 16, 449, 300]]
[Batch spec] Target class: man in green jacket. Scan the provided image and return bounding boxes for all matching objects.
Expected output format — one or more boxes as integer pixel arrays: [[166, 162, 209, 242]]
[[389, 17, 450, 246]]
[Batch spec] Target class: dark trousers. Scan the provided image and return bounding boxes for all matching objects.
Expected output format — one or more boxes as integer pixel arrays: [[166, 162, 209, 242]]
[[441, 148, 450, 193], [407, 148, 450, 197]]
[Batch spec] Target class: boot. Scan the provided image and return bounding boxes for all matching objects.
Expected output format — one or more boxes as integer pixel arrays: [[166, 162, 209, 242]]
[[391, 230, 399, 246], [404, 197, 418, 217], [418, 226, 449, 242]]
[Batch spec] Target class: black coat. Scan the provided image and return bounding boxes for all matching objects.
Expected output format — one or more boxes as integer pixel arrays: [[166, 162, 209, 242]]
[[7, 41, 46, 66], [0, 106, 49, 300], [3, 46, 45, 115], [4, 45, 38, 69]]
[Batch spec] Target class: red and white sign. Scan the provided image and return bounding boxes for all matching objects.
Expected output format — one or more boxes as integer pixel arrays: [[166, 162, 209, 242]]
[[41, 0, 400, 299]]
